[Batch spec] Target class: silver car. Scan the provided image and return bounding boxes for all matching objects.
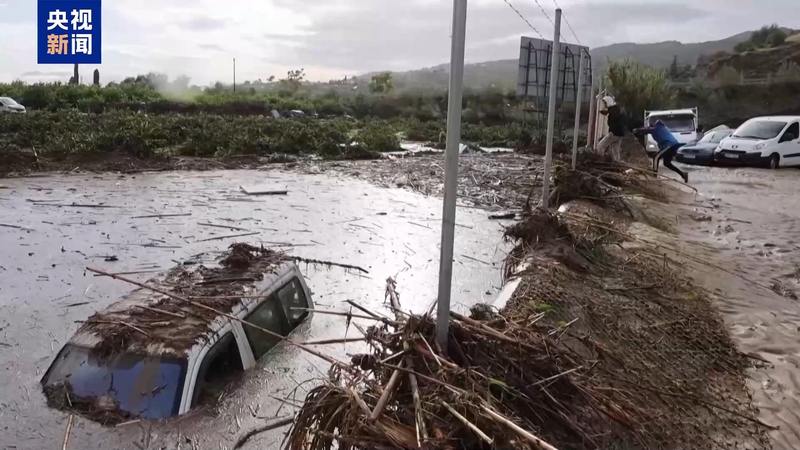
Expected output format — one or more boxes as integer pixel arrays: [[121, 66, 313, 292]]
[[0, 96, 26, 113]]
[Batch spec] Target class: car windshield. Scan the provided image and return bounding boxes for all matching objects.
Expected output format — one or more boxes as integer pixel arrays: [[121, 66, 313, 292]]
[[699, 130, 732, 144], [648, 114, 695, 132], [733, 120, 787, 140], [42, 344, 186, 420], [0, 97, 19, 106]]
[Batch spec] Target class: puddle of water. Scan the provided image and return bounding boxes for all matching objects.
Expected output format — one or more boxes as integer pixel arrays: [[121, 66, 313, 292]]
[[0, 169, 510, 449], [677, 164, 800, 448]]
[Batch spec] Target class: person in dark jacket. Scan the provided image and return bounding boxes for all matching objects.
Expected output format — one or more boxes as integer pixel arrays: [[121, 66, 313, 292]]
[[597, 95, 625, 161], [633, 120, 689, 183]]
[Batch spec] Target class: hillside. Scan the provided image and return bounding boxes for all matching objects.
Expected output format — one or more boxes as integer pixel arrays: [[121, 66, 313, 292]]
[[591, 31, 753, 70], [364, 30, 758, 92]]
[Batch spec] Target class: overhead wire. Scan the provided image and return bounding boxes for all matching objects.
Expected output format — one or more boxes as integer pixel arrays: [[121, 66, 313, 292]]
[[501, 0, 545, 39], [550, 0, 582, 44], [531, 0, 555, 27]]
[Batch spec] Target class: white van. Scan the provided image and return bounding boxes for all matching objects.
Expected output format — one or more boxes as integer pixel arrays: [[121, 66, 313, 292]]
[[715, 116, 800, 169], [643, 108, 702, 155]]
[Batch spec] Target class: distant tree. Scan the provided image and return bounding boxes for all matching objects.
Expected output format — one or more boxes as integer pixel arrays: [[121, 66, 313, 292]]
[[279, 68, 305, 94], [69, 64, 79, 85], [735, 24, 787, 53], [668, 56, 680, 79], [369, 72, 394, 94], [605, 59, 674, 127], [93, 69, 100, 86]]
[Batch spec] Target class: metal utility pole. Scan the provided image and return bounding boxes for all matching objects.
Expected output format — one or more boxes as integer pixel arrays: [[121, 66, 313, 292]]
[[587, 75, 597, 152], [233, 57, 237, 93], [540, 8, 562, 208], [436, 0, 467, 351], [571, 49, 586, 169]]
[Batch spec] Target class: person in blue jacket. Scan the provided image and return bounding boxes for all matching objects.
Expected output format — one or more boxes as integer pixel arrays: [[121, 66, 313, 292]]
[[634, 120, 689, 183]]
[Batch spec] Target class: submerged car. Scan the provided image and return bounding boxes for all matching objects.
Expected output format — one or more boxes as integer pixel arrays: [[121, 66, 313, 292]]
[[41, 244, 312, 422], [676, 126, 732, 165], [0, 96, 26, 113], [715, 116, 800, 169]]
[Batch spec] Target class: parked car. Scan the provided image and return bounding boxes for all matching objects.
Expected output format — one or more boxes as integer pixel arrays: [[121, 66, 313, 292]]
[[715, 116, 800, 169], [676, 126, 733, 165], [41, 248, 313, 421], [0, 96, 26, 113], [643, 108, 702, 156]]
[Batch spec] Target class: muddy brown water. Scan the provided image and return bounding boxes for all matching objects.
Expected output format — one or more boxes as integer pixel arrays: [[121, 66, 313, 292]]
[[662, 164, 800, 449], [0, 170, 512, 449]]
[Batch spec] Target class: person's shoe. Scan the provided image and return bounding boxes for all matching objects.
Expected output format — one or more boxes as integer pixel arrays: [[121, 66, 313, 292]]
[[680, 172, 689, 183]]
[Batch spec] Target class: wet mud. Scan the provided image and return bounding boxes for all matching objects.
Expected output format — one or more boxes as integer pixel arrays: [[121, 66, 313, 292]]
[[0, 169, 511, 449], [665, 164, 800, 449]]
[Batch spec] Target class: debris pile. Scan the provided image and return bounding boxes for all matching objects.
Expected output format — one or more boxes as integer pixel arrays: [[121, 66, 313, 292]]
[[81, 243, 287, 357], [286, 153, 771, 449], [301, 153, 545, 209]]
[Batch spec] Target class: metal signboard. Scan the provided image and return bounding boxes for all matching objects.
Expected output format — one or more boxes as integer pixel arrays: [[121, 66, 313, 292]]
[[517, 36, 591, 106]]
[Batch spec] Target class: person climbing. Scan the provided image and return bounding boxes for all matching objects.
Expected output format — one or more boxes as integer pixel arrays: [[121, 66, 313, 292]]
[[596, 95, 625, 161], [633, 120, 689, 183]]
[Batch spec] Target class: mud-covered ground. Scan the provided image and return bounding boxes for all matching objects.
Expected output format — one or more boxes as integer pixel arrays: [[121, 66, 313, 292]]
[[669, 163, 800, 448], [3, 151, 800, 449], [0, 169, 513, 450]]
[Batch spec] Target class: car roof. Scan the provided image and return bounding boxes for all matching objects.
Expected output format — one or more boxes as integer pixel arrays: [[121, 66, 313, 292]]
[[743, 116, 800, 122], [646, 109, 696, 117], [70, 244, 294, 358]]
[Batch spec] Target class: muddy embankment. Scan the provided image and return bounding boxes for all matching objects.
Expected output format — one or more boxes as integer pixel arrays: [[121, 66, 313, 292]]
[[283, 153, 774, 450]]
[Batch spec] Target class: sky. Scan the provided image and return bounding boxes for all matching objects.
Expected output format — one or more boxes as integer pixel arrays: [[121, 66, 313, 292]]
[[0, 0, 798, 86]]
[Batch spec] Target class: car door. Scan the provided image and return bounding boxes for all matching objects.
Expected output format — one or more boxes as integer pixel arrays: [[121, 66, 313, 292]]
[[189, 331, 245, 408], [777, 122, 800, 166]]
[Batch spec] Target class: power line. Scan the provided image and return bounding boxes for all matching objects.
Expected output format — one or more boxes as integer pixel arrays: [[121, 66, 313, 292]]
[[501, 0, 544, 39], [550, 0, 582, 44], [532, 0, 554, 26]]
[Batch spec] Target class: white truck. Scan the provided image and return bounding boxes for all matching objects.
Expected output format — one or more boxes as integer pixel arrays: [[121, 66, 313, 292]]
[[643, 108, 702, 156]]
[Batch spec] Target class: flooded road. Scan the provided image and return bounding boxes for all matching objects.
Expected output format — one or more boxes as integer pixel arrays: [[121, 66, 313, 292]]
[[0, 169, 511, 449], [676, 164, 800, 448]]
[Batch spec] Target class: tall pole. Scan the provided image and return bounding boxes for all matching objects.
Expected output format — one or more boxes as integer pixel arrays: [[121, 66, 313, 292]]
[[436, 0, 468, 351], [571, 49, 586, 169], [587, 75, 597, 151], [233, 57, 237, 93], [540, 8, 562, 208]]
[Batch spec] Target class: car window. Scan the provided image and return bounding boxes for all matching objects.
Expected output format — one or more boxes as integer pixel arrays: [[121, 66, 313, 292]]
[[699, 131, 731, 144], [277, 278, 309, 326], [191, 332, 243, 407], [41, 344, 186, 420], [648, 114, 695, 132], [781, 123, 799, 142], [733, 120, 787, 140], [243, 296, 289, 359]]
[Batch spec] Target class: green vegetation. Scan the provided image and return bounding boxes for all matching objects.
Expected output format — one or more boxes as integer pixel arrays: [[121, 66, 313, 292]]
[[0, 111, 388, 160], [369, 72, 394, 94], [605, 59, 674, 127], [734, 25, 787, 53]]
